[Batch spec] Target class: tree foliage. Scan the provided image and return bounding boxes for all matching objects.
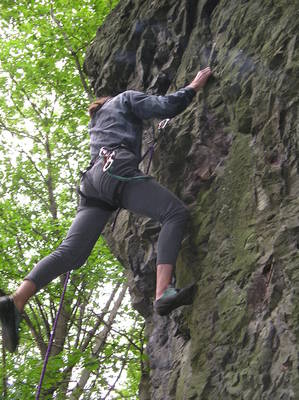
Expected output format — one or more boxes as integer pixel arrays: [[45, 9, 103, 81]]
[[0, 1, 147, 398]]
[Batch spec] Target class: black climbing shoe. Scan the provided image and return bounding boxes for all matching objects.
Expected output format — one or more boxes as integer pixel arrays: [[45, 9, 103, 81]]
[[0, 296, 22, 353], [154, 283, 197, 316]]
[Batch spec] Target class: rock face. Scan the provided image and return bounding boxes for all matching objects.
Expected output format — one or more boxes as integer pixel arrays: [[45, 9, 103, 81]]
[[84, 1, 299, 398]]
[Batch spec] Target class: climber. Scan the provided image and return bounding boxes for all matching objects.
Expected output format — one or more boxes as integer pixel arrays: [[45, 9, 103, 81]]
[[0, 67, 212, 353]]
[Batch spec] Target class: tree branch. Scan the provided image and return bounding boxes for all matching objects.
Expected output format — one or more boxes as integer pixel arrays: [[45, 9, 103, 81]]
[[34, 297, 51, 338], [45, 133, 58, 220], [20, 175, 50, 209], [102, 343, 130, 400], [2, 343, 7, 398], [0, 117, 44, 145], [80, 281, 121, 351], [9, 73, 45, 119], [22, 311, 47, 356], [90, 312, 143, 352], [50, 8, 93, 102], [69, 283, 128, 399], [20, 149, 47, 181]]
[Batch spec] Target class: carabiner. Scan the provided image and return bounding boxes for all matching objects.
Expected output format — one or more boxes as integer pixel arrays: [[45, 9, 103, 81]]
[[100, 147, 116, 172], [103, 157, 113, 171], [99, 147, 109, 157], [158, 118, 170, 130]]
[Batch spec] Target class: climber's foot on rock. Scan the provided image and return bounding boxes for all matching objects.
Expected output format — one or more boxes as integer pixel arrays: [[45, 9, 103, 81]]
[[154, 283, 197, 316], [0, 296, 22, 353]]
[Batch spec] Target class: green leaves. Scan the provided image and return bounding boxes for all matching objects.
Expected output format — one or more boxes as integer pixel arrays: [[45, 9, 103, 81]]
[[0, 1, 145, 399]]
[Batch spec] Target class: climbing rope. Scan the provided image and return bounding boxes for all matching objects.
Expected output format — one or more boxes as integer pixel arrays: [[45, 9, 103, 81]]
[[35, 271, 70, 400]]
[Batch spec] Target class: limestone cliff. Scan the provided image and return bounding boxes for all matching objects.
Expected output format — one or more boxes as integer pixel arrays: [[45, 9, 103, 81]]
[[84, 1, 299, 398]]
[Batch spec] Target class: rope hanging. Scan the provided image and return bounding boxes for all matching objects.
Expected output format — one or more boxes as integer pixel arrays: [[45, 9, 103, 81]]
[[35, 271, 70, 400]]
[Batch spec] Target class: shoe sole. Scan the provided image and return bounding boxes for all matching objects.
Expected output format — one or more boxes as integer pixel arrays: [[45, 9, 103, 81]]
[[0, 297, 20, 353]]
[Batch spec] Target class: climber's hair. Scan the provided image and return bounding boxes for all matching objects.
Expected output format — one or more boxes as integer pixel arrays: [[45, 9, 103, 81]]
[[88, 97, 112, 118]]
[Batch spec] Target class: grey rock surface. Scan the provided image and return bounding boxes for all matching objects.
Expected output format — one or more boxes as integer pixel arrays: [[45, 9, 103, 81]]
[[84, 1, 299, 398]]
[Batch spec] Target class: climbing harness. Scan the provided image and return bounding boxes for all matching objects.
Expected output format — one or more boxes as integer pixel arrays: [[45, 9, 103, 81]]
[[35, 118, 171, 397]]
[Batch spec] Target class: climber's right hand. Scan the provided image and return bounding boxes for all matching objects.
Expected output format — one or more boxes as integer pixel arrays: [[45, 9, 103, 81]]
[[187, 67, 212, 92]]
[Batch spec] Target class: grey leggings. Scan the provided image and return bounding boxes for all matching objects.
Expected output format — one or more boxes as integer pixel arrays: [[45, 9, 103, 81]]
[[25, 151, 189, 292]]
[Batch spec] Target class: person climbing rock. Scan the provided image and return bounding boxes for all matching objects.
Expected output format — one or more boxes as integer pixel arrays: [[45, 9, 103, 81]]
[[0, 67, 212, 353]]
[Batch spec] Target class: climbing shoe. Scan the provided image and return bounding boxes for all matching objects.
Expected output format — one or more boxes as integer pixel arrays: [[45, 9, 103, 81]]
[[0, 296, 22, 353], [154, 283, 197, 316]]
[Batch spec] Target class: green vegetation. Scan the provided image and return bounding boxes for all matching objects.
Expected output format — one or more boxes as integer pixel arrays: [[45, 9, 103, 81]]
[[0, 1, 146, 398]]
